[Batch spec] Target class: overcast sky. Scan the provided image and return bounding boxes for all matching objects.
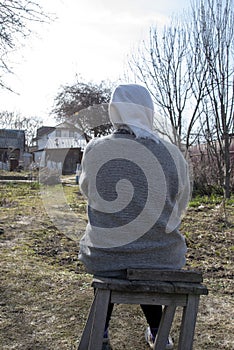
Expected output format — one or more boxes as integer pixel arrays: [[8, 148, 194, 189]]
[[0, 0, 189, 125]]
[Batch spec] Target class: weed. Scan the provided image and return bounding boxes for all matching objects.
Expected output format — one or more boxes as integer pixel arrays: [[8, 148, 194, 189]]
[[0, 182, 233, 350]]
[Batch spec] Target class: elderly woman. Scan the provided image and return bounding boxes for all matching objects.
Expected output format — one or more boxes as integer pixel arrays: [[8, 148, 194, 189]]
[[78, 84, 190, 349]]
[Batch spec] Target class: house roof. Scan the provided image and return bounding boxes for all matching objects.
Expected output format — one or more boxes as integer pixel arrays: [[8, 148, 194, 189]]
[[35, 122, 83, 138], [0, 129, 25, 150], [55, 121, 82, 131], [36, 126, 55, 138]]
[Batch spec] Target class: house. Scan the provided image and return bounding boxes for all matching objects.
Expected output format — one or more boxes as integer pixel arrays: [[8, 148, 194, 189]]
[[33, 122, 86, 175], [0, 129, 25, 171]]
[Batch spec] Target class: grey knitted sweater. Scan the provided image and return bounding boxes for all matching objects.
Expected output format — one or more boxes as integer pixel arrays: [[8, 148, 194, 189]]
[[78, 131, 190, 276]]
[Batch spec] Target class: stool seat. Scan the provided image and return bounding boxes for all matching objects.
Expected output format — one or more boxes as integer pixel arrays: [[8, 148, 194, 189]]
[[78, 269, 208, 350]]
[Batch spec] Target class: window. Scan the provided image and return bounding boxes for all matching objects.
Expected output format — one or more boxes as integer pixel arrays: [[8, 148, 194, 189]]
[[56, 129, 61, 137]]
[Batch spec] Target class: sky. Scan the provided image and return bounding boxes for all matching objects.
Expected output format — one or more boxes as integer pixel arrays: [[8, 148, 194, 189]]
[[0, 0, 189, 126]]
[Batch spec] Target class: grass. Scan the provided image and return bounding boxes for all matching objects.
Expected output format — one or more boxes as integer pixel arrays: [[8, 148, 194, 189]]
[[189, 193, 234, 208], [0, 181, 233, 349]]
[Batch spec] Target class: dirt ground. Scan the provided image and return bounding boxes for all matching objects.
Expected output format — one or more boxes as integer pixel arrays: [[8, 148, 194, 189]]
[[0, 180, 233, 349]]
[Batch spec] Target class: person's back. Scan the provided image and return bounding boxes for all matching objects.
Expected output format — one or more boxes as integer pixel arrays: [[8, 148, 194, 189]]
[[78, 131, 189, 277], [78, 84, 190, 349]]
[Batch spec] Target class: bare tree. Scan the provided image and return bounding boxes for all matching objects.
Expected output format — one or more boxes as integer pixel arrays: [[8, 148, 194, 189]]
[[0, 111, 42, 147], [127, 18, 207, 150], [127, 0, 233, 197], [191, 0, 234, 198], [52, 77, 113, 141], [0, 0, 50, 90]]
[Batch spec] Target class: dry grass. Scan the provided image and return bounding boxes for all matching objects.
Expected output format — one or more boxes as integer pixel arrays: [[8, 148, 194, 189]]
[[0, 181, 233, 349]]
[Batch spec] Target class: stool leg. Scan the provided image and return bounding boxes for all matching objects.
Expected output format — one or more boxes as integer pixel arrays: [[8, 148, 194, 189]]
[[88, 289, 111, 350], [77, 293, 97, 350], [178, 295, 200, 350], [78, 289, 111, 350], [154, 305, 176, 350]]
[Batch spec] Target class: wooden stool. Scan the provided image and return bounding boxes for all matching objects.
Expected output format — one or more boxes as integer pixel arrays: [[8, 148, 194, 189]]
[[78, 269, 208, 350]]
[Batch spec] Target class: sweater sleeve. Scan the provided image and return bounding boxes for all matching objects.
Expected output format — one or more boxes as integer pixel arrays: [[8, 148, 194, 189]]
[[177, 162, 191, 217], [163, 142, 191, 234], [79, 141, 94, 198]]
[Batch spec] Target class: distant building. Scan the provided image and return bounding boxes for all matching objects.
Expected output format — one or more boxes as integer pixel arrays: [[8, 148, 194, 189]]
[[189, 135, 234, 163], [0, 129, 25, 171], [189, 135, 234, 190], [33, 122, 86, 175]]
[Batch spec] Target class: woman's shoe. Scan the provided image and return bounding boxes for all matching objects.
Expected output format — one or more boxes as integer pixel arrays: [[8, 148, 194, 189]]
[[102, 337, 113, 350], [145, 326, 174, 349]]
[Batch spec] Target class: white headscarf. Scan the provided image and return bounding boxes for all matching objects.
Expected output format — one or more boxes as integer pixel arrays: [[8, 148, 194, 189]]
[[109, 84, 159, 143]]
